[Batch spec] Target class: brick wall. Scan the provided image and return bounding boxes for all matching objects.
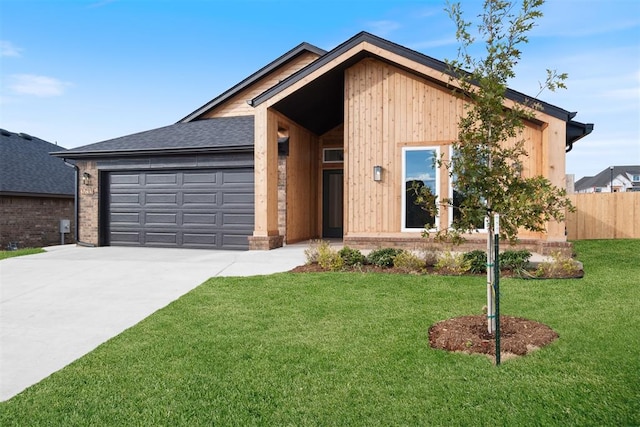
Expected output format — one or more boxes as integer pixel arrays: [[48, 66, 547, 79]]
[[77, 160, 99, 245], [0, 195, 75, 249]]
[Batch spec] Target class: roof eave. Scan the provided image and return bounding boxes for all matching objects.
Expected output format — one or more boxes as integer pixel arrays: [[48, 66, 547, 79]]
[[51, 145, 254, 160]]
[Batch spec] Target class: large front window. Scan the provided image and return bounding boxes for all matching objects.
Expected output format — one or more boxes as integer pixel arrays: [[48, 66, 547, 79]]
[[402, 147, 439, 231]]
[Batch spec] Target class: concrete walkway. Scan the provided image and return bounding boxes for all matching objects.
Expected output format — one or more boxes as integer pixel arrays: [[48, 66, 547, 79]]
[[0, 244, 306, 401]]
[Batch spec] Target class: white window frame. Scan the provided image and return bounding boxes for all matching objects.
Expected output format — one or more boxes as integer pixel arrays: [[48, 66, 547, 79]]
[[448, 147, 487, 233], [323, 148, 344, 164], [401, 146, 440, 232]]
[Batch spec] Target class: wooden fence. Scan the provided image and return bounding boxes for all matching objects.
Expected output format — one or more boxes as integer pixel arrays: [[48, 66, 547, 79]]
[[566, 193, 640, 240]]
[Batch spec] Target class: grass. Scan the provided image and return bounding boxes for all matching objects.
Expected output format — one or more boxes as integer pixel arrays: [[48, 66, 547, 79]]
[[0, 247, 45, 260], [1, 240, 638, 426]]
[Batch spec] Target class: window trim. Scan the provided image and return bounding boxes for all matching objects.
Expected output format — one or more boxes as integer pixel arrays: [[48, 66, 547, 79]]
[[448, 146, 487, 233], [322, 148, 344, 164], [401, 146, 440, 232]]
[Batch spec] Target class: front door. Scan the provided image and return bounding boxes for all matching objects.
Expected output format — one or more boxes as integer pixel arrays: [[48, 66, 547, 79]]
[[322, 169, 344, 238]]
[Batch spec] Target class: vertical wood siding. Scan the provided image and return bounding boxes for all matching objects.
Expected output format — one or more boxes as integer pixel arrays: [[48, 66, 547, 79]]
[[345, 58, 555, 237]]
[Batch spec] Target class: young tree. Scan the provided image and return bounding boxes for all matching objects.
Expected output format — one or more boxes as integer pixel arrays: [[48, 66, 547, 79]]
[[418, 0, 573, 333]]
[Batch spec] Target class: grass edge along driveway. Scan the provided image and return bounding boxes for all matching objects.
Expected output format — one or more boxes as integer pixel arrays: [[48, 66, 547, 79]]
[[1, 240, 638, 426]]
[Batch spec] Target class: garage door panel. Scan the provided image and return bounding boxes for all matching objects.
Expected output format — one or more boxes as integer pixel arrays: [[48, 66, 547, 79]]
[[111, 231, 142, 244], [111, 212, 141, 225], [107, 168, 253, 249], [183, 233, 217, 246], [145, 232, 178, 245], [183, 172, 217, 184], [222, 191, 253, 205], [183, 213, 217, 226], [110, 193, 141, 205], [222, 212, 254, 226], [222, 170, 253, 184], [183, 192, 217, 206], [111, 174, 140, 185], [145, 212, 178, 225]]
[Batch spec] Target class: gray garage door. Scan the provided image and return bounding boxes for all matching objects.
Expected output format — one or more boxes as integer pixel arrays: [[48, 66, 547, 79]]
[[106, 169, 254, 250]]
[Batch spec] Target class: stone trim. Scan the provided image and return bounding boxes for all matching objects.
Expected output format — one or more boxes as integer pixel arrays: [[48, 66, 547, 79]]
[[248, 235, 284, 250]]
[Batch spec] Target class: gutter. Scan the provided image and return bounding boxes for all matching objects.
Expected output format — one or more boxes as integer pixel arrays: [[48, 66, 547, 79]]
[[566, 120, 594, 153], [62, 159, 96, 247]]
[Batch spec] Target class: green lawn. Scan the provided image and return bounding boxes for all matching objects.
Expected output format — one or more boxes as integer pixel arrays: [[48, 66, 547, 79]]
[[0, 247, 44, 260], [1, 240, 638, 426]]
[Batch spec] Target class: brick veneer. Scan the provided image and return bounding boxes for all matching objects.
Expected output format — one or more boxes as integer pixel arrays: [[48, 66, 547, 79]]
[[0, 195, 74, 248], [77, 160, 100, 245]]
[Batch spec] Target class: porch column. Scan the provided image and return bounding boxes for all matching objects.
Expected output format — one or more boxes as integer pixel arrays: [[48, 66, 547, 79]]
[[249, 106, 284, 249], [542, 118, 568, 242]]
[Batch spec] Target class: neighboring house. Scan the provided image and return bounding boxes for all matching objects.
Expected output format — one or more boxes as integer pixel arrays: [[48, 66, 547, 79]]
[[575, 166, 640, 193], [0, 129, 75, 248], [52, 32, 593, 253]]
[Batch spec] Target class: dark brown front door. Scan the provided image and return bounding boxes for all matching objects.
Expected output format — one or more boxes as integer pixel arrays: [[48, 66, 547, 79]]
[[322, 169, 343, 238]]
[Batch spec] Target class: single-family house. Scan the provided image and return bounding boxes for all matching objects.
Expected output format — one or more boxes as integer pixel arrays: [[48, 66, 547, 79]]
[[1, 129, 75, 248], [52, 32, 593, 253], [574, 165, 640, 193]]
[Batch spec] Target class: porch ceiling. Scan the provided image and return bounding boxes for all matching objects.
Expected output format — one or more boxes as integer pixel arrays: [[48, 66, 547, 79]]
[[271, 65, 344, 136]]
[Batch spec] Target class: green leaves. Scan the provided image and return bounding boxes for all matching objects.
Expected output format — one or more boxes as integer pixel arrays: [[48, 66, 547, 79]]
[[441, 0, 571, 241]]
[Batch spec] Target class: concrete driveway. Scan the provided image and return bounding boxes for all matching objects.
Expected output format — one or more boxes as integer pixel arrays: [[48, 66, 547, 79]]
[[0, 244, 306, 401]]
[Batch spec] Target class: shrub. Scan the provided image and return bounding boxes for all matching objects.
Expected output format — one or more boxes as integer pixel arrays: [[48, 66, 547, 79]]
[[338, 246, 366, 267], [367, 248, 402, 268], [317, 243, 344, 271], [304, 239, 327, 264], [499, 250, 532, 272], [535, 251, 582, 278], [435, 252, 471, 276], [463, 250, 487, 274], [393, 250, 425, 273]]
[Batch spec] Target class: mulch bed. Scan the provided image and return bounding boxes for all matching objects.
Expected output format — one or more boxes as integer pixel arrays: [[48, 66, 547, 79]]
[[428, 315, 559, 361]]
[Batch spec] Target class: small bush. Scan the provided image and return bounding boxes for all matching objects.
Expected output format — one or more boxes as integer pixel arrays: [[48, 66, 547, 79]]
[[367, 248, 402, 268], [338, 246, 366, 267], [463, 250, 487, 274], [393, 250, 425, 273], [304, 239, 327, 264], [423, 248, 440, 267], [500, 250, 532, 272], [535, 251, 582, 278], [435, 252, 471, 276]]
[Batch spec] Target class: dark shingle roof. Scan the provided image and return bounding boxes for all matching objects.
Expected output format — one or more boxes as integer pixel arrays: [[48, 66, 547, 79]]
[[53, 116, 254, 159], [0, 129, 74, 196]]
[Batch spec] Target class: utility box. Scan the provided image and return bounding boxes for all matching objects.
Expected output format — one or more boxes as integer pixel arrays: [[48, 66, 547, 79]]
[[60, 219, 71, 233]]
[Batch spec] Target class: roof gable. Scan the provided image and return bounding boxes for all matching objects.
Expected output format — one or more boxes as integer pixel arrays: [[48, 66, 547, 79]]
[[251, 31, 592, 140], [0, 129, 74, 196], [575, 165, 640, 191], [179, 42, 326, 123]]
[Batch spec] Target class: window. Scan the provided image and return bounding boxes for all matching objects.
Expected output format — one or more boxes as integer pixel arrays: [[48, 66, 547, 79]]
[[323, 148, 344, 163], [448, 147, 486, 231], [402, 147, 439, 231], [632, 174, 640, 182]]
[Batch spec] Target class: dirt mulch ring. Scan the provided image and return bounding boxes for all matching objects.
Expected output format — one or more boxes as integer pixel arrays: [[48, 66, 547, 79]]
[[428, 315, 558, 362]]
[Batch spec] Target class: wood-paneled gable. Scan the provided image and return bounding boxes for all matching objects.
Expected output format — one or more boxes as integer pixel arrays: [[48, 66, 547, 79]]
[[344, 57, 557, 238], [203, 52, 321, 118]]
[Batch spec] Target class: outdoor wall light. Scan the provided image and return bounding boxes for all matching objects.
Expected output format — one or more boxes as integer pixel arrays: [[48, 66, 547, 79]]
[[82, 172, 92, 186], [373, 165, 383, 182]]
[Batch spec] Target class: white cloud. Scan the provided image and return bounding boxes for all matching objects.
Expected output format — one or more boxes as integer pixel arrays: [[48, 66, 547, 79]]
[[0, 41, 22, 57], [9, 74, 72, 97]]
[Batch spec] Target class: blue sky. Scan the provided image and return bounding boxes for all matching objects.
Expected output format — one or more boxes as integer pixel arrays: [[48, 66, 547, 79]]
[[1, 0, 638, 180]]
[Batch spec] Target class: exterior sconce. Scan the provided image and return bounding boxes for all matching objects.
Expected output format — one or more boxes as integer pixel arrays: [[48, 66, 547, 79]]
[[373, 165, 382, 182], [82, 172, 92, 186]]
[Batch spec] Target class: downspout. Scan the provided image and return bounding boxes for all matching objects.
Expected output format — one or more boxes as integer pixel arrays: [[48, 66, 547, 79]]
[[62, 159, 96, 247]]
